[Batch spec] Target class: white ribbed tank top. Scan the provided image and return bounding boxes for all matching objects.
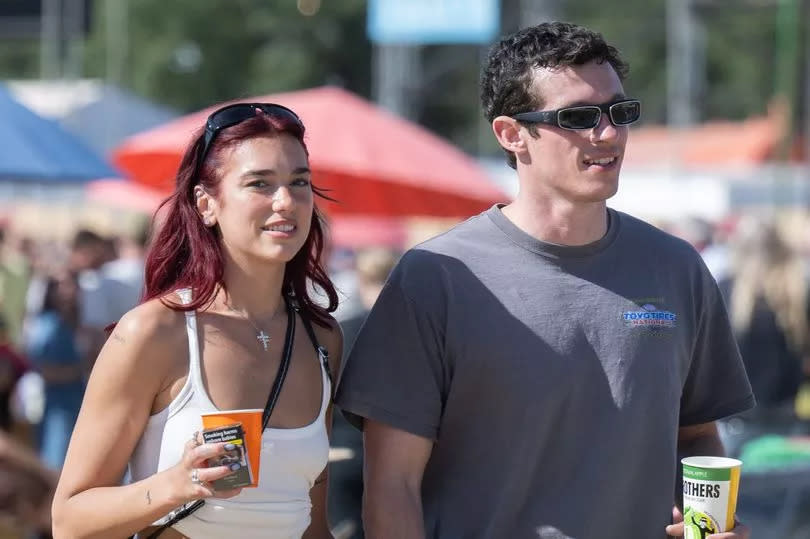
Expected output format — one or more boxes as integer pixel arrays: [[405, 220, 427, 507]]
[[128, 291, 330, 539]]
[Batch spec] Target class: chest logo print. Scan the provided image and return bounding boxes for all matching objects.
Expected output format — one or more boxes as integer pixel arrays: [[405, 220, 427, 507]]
[[622, 303, 677, 328]]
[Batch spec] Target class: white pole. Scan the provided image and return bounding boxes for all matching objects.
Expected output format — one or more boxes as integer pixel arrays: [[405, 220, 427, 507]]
[[666, 0, 697, 126], [40, 0, 62, 79]]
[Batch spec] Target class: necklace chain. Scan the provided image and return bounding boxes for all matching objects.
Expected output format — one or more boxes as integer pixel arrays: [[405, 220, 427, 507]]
[[224, 299, 280, 352]]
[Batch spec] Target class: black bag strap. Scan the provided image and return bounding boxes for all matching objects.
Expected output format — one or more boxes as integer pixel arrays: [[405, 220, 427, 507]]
[[146, 298, 296, 538], [143, 499, 204, 539], [296, 303, 333, 392], [262, 298, 296, 430]]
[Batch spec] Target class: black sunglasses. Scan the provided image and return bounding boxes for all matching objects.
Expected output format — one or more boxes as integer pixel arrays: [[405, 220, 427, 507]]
[[512, 99, 641, 130], [198, 102, 303, 164]]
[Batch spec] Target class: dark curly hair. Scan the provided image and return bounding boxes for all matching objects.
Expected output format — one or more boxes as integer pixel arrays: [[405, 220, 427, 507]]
[[480, 22, 629, 169]]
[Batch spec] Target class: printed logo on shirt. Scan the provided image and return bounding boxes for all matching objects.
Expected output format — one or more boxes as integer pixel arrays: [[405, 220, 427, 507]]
[[622, 299, 678, 335]]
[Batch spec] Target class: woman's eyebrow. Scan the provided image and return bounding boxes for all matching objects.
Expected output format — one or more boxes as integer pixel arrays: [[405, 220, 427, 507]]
[[241, 167, 311, 178]]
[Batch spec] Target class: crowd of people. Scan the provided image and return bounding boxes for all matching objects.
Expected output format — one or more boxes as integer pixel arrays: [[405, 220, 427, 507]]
[[667, 214, 810, 456], [0, 221, 148, 537], [0, 19, 807, 539]]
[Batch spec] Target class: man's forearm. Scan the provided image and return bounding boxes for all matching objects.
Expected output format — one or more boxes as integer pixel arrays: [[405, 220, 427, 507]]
[[675, 426, 725, 508], [363, 483, 425, 539]]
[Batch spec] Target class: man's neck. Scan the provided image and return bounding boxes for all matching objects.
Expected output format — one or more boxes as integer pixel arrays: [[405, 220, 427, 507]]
[[501, 195, 609, 246]]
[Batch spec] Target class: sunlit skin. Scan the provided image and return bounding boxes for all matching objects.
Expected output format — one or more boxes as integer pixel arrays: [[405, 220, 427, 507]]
[[491, 60, 631, 246], [203, 135, 314, 270], [516, 60, 629, 204]]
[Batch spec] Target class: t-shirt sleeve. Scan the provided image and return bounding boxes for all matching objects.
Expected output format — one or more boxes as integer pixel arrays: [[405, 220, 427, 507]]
[[335, 252, 446, 441], [679, 263, 756, 426]]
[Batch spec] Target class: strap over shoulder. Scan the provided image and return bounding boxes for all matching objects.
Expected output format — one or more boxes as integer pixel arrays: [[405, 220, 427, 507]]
[[290, 296, 333, 391], [175, 288, 193, 305]]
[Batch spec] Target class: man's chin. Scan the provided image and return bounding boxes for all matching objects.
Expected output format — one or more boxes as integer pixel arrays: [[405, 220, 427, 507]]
[[572, 182, 619, 204]]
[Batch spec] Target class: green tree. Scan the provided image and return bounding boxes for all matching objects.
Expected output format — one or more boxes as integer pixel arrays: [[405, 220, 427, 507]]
[[566, 0, 780, 123], [83, 0, 371, 112]]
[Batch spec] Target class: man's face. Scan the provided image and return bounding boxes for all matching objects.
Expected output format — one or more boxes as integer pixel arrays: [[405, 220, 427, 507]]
[[518, 60, 630, 204]]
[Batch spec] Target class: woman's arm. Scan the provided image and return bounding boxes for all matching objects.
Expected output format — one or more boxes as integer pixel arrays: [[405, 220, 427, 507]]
[[51, 302, 241, 539]]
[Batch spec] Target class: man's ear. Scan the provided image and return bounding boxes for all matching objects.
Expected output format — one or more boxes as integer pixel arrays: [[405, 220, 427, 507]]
[[492, 116, 529, 155], [194, 186, 217, 227]]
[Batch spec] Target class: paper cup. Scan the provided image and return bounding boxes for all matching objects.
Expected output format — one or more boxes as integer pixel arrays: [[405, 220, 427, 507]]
[[201, 409, 263, 487], [681, 456, 742, 536]]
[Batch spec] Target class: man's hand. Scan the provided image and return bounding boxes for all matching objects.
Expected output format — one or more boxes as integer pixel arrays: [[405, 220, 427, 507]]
[[666, 506, 751, 538]]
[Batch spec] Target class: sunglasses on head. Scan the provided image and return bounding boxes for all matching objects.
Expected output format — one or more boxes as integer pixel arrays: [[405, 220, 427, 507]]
[[511, 99, 641, 131], [198, 102, 303, 164]]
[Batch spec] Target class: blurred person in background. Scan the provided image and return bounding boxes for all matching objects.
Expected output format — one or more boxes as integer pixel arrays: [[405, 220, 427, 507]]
[[25, 272, 84, 472], [103, 216, 150, 316], [329, 247, 363, 323], [51, 102, 341, 539], [339, 247, 400, 355], [0, 223, 32, 349], [67, 229, 113, 375], [337, 22, 753, 539], [718, 216, 810, 452], [0, 315, 29, 432], [0, 430, 56, 539], [67, 229, 109, 278], [79, 218, 151, 373], [22, 239, 69, 345], [329, 247, 399, 539], [671, 215, 730, 282]]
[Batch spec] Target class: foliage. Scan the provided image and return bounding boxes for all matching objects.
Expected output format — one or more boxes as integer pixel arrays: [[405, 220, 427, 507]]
[[0, 0, 802, 155], [80, 0, 371, 111]]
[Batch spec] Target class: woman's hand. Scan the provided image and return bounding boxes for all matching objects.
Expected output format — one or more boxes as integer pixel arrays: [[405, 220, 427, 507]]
[[165, 434, 244, 506]]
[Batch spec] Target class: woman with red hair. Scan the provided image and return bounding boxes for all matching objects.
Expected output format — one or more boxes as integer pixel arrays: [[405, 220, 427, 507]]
[[51, 103, 342, 539]]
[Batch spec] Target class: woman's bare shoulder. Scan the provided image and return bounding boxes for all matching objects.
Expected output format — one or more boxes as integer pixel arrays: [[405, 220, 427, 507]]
[[80, 297, 191, 425], [102, 296, 189, 372]]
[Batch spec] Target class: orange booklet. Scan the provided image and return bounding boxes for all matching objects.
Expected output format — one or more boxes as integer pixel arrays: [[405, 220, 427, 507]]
[[201, 423, 253, 489], [201, 409, 263, 487]]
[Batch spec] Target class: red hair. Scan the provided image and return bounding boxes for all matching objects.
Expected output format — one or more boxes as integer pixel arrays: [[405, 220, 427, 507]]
[[142, 110, 338, 327]]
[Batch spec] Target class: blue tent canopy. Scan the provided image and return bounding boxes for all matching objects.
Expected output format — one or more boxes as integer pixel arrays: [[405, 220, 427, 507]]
[[0, 84, 119, 182], [61, 84, 177, 157]]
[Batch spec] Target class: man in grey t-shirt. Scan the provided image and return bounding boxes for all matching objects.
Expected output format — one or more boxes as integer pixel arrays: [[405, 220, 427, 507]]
[[335, 22, 754, 539]]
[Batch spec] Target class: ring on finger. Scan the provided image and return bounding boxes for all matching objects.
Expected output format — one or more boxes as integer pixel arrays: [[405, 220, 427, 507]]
[[190, 468, 205, 486]]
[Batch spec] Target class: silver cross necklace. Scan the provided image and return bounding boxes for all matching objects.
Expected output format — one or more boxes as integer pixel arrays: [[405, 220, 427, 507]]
[[226, 300, 279, 352], [245, 318, 272, 351]]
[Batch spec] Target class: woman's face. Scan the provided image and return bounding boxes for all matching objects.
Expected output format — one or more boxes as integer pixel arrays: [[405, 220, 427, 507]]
[[203, 134, 314, 266]]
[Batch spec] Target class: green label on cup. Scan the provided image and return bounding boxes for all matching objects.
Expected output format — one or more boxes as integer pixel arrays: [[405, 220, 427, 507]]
[[683, 465, 731, 481]]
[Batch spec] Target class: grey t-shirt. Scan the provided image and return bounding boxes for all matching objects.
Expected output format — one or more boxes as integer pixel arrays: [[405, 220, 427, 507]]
[[335, 205, 754, 539]]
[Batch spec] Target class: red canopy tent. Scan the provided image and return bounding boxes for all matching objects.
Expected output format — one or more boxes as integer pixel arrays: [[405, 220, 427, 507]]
[[85, 178, 167, 213], [112, 86, 506, 218], [327, 216, 410, 250]]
